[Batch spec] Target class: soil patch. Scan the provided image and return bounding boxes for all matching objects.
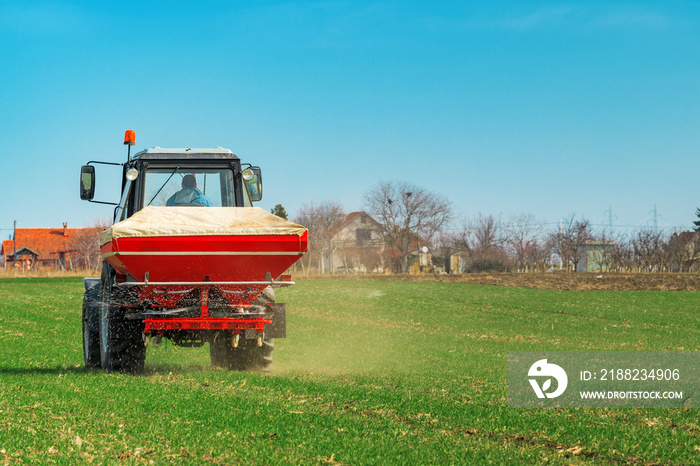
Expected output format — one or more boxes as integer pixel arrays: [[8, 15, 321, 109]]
[[312, 272, 700, 291]]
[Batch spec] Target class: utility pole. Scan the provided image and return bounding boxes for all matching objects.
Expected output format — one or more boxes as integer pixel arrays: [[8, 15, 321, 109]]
[[558, 218, 562, 270], [604, 205, 613, 233], [13, 220, 16, 261], [649, 204, 658, 233]]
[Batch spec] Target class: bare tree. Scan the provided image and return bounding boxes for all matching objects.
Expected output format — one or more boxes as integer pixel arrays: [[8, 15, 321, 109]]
[[531, 240, 550, 273], [69, 217, 112, 271], [631, 228, 665, 272], [592, 228, 617, 272], [453, 214, 510, 272], [667, 231, 687, 272], [657, 235, 672, 272], [503, 214, 542, 272], [430, 231, 455, 273], [601, 231, 631, 272], [472, 214, 501, 256], [664, 230, 700, 273], [454, 215, 496, 254], [544, 231, 562, 270], [690, 232, 700, 272], [293, 201, 345, 275], [364, 181, 452, 273], [554, 215, 591, 272]]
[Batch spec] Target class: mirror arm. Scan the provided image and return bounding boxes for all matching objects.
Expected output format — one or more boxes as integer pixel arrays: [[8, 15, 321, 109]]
[[82, 160, 123, 204], [87, 161, 123, 167], [88, 200, 119, 206]]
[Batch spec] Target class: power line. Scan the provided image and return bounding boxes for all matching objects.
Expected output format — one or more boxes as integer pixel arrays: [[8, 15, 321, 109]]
[[444, 221, 689, 232], [604, 205, 613, 231]]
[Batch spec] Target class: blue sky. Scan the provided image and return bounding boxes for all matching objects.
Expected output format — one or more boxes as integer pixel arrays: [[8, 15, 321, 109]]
[[1, 1, 698, 235]]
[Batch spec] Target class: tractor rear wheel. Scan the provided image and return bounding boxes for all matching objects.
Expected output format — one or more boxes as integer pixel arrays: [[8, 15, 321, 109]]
[[232, 336, 274, 372], [209, 287, 276, 372], [209, 332, 274, 372], [99, 263, 146, 373], [82, 283, 100, 368]]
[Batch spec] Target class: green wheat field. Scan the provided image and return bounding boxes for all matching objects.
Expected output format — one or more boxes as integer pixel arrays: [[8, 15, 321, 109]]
[[0, 277, 697, 464]]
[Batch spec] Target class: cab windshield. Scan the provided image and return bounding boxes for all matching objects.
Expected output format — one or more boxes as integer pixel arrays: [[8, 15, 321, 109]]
[[143, 168, 236, 207]]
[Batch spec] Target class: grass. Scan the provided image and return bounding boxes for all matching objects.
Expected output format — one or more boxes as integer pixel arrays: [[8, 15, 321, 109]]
[[0, 277, 697, 464]]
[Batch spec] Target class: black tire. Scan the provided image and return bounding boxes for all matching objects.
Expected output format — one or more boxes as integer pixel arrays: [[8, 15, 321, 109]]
[[209, 331, 229, 368], [82, 283, 101, 368], [99, 263, 146, 373], [234, 336, 274, 372], [209, 331, 274, 372]]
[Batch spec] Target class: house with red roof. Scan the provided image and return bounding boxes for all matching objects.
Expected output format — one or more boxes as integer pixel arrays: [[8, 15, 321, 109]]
[[1, 223, 101, 270]]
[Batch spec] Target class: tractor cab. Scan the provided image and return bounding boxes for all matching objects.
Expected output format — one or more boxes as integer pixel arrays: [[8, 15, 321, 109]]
[[80, 132, 263, 223]]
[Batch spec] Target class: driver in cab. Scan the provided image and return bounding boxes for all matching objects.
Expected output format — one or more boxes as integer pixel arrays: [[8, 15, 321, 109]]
[[166, 174, 214, 207]]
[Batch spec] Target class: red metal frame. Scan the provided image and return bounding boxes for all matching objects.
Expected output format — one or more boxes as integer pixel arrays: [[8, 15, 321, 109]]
[[144, 317, 270, 333], [134, 284, 261, 307], [139, 286, 272, 334]]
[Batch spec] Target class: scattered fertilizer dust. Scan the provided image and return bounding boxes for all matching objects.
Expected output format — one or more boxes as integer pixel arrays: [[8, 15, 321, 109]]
[[365, 289, 386, 298], [272, 322, 396, 376], [271, 287, 400, 376]]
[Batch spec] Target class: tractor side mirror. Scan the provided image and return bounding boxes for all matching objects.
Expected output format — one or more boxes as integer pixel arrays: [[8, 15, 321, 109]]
[[243, 167, 263, 202], [80, 165, 95, 200]]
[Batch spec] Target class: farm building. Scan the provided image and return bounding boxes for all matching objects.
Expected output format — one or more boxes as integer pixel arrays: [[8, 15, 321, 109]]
[[446, 249, 470, 274], [1, 223, 102, 270], [323, 211, 387, 273], [576, 240, 615, 273]]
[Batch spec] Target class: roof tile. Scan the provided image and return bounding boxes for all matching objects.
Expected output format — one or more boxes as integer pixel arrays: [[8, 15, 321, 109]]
[[1, 227, 92, 260]]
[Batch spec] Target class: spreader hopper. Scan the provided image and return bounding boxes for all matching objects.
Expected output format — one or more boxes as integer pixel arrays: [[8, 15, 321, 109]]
[[100, 206, 308, 284]]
